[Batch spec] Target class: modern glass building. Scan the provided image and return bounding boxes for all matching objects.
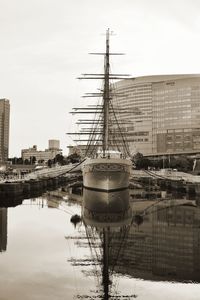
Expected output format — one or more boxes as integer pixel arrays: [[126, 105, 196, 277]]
[[0, 99, 10, 162], [113, 75, 200, 156]]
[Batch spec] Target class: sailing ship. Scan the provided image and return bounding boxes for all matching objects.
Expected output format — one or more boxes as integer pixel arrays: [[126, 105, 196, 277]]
[[69, 29, 132, 222]]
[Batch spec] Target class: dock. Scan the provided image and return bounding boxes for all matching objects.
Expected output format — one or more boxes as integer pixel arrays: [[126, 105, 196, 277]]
[[0, 163, 82, 202]]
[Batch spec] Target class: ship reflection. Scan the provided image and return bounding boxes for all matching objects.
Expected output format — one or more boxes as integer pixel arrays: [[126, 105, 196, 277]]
[[75, 195, 200, 299], [81, 190, 134, 299], [82, 188, 132, 228]]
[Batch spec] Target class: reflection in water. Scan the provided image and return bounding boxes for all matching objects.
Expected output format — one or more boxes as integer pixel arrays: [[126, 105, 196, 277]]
[[81, 189, 136, 299], [76, 194, 200, 298], [126, 199, 200, 282], [1, 193, 200, 299], [0, 208, 7, 252], [0, 198, 22, 254], [82, 218, 133, 299]]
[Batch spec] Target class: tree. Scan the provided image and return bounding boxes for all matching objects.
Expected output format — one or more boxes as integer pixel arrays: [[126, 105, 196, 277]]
[[30, 156, 36, 165], [17, 157, 23, 164], [11, 157, 18, 165], [54, 154, 65, 165], [67, 153, 81, 164], [170, 156, 193, 172], [24, 159, 30, 165], [47, 159, 53, 167], [38, 159, 45, 164], [132, 152, 151, 169], [10, 157, 24, 165]]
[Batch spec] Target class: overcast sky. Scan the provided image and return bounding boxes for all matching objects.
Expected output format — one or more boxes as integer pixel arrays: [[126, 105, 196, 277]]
[[1, 0, 200, 157]]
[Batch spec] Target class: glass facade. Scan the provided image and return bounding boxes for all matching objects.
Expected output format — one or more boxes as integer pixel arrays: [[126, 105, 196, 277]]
[[113, 75, 200, 155], [112, 79, 153, 155]]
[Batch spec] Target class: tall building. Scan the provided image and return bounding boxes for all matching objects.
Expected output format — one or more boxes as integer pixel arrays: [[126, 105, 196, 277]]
[[0, 99, 10, 162], [113, 75, 200, 156]]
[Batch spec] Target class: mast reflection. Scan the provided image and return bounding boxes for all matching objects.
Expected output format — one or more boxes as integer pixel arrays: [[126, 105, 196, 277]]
[[74, 196, 200, 299], [81, 190, 133, 299]]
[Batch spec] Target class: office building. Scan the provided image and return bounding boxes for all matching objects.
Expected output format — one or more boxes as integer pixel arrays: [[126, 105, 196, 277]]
[[0, 99, 10, 162], [67, 145, 87, 156], [113, 75, 200, 156], [48, 139, 60, 150], [21, 140, 62, 162]]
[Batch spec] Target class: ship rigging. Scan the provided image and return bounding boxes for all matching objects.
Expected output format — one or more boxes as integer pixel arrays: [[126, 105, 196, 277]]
[[68, 29, 134, 158]]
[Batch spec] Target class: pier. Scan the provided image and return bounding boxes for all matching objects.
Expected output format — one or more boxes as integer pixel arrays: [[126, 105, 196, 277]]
[[131, 169, 200, 196], [0, 163, 82, 201], [2, 161, 200, 203]]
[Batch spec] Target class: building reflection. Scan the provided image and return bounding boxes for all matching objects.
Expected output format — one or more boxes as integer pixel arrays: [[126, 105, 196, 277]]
[[0, 198, 23, 253], [76, 196, 200, 300], [114, 199, 200, 282], [0, 208, 7, 252], [46, 198, 60, 209]]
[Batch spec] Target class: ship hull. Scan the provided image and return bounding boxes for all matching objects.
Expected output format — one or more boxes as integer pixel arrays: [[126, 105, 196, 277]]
[[82, 158, 132, 219], [83, 188, 130, 213]]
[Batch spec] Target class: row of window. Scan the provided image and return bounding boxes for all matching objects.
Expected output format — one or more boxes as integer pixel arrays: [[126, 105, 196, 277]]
[[127, 138, 149, 142], [167, 136, 191, 140]]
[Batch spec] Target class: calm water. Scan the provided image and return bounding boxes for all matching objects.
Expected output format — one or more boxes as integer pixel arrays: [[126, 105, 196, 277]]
[[0, 194, 200, 299]]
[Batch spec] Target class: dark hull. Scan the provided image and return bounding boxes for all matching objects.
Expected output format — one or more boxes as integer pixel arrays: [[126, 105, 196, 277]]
[[83, 187, 130, 213], [82, 189, 132, 227]]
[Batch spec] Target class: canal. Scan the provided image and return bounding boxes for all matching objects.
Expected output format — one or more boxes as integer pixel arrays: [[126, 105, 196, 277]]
[[0, 193, 200, 299]]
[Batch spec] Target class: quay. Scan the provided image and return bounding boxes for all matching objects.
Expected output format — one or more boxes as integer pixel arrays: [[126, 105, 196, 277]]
[[0, 163, 82, 202], [2, 160, 200, 204], [131, 168, 200, 195]]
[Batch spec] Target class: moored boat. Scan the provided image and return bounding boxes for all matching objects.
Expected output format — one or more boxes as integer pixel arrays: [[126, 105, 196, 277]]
[[80, 29, 132, 218], [82, 151, 131, 214]]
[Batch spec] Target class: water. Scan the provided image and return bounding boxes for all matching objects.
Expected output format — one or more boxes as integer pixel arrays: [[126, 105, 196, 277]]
[[0, 194, 200, 299]]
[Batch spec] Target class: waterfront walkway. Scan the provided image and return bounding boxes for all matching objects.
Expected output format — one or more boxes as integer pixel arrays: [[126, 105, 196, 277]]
[[131, 169, 200, 183], [0, 163, 82, 183], [1, 162, 200, 185]]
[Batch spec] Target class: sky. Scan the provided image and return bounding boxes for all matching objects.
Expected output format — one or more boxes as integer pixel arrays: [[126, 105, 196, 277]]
[[1, 0, 200, 157]]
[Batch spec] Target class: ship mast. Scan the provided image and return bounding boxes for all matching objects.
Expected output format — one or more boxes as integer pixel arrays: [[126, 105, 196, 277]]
[[103, 29, 110, 156], [69, 29, 133, 158]]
